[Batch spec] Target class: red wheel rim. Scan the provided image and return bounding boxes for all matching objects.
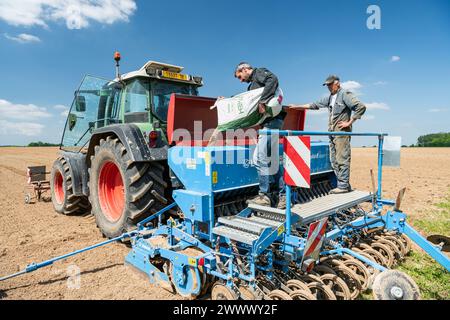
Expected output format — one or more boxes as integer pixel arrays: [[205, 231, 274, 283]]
[[54, 170, 64, 204], [98, 161, 125, 222]]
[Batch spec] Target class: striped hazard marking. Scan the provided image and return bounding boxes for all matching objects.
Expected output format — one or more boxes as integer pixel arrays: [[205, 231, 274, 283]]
[[301, 217, 328, 263], [283, 136, 311, 188]]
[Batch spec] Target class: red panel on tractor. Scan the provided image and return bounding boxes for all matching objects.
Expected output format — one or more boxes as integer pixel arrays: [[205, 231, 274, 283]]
[[167, 94, 306, 146]]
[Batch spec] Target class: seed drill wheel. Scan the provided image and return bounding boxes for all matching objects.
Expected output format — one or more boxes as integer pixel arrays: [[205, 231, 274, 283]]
[[299, 273, 324, 284], [238, 285, 257, 300], [89, 136, 168, 238], [374, 237, 402, 263], [386, 232, 412, 254], [313, 264, 337, 276], [211, 282, 238, 300], [179, 247, 210, 296], [372, 270, 421, 300], [332, 264, 362, 300], [24, 193, 31, 204], [371, 242, 395, 268], [342, 258, 371, 291], [50, 157, 90, 215], [169, 263, 202, 300], [268, 289, 292, 300], [320, 274, 351, 300], [307, 282, 336, 300], [290, 289, 317, 300], [286, 279, 312, 294], [383, 235, 407, 258], [360, 248, 387, 267]]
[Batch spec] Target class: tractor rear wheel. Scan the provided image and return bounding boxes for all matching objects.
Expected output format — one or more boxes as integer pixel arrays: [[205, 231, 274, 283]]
[[89, 136, 169, 238], [50, 157, 90, 215]]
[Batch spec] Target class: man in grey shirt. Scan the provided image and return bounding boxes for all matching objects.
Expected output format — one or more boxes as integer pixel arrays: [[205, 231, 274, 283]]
[[289, 75, 366, 193]]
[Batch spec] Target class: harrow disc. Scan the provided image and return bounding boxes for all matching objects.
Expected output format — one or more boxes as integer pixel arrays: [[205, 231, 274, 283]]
[[286, 279, 312, 293], [320, 274, 351, 300], [211, 282, 238, 300], [290, 289, 317, 300], [307, 282, 337, 300], [372, 270, 421, 300], [427, 234, 450, 252], [268, 289, 293, 300]]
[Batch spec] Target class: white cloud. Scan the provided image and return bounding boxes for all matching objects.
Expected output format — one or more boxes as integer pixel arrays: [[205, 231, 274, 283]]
[[390, 55, 400, 62], [366, 102, 390, 111], [0, 120, 45, 136], [307, 108, 328, 116], [0, 99, 52, 120], [374, 81, 388, 86], [428, 108, 447, 113], [54, 104, 69, 117], [341, 80, 362, 94], [4, 33, 41, 43], [0, 0, 137, 30]]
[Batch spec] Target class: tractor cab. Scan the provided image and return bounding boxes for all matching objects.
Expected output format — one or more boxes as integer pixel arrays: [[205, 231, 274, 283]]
[[60, 60, 203, 152]]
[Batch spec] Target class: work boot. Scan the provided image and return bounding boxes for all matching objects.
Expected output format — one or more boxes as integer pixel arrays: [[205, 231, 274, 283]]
[[246, 194, 271, 207], [277, 194, 287, 209], [330, 187, 350, 194]]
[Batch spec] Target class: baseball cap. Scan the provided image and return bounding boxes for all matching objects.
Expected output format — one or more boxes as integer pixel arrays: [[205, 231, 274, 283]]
[[323, 75, 340, 86]]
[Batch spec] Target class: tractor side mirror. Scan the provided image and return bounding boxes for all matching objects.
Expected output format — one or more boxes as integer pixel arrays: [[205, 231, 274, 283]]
[[75, 95, 86, 112], [68, 113, 77, 131]]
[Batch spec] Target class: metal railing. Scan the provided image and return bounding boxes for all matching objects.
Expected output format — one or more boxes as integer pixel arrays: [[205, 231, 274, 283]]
[[259, 129, 388, 236]]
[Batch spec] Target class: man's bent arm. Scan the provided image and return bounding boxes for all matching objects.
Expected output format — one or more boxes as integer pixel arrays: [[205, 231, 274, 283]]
[[255, 69, 279, 104], [343, 91, 366, 121]]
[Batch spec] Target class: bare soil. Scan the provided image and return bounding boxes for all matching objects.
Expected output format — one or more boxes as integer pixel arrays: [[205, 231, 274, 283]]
[[0, 147, 449, 299]]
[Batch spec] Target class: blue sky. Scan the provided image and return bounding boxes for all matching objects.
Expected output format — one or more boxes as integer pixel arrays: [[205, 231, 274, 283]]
[[0, 0, 449, 146]]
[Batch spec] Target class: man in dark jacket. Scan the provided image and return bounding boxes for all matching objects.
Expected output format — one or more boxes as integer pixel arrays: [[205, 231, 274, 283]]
[[234, 62, 287, 208]]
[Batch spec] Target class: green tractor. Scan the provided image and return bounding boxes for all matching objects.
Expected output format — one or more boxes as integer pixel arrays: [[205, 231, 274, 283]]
[[50, 55, 205, 238]]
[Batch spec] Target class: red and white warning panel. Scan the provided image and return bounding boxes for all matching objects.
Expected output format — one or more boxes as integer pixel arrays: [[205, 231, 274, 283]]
[[283, 136, 311, 188], [302, 217, 328, 263]]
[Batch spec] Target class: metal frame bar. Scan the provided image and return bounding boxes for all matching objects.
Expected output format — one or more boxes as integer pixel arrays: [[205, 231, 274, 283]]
[[258, 129, 388, 242]]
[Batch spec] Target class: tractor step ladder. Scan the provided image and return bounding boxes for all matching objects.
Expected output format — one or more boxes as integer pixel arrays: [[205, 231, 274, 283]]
[[248, 190, 371, 225], [292, 190, 372, 224]]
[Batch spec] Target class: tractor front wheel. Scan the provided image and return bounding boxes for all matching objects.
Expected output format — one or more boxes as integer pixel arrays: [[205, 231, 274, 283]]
[[89, 136, 168, 238]]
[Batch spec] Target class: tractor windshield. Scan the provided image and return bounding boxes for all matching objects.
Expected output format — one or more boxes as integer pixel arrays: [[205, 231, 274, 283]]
[[152, 80, 198, 121], [60, 75, 120, 152]]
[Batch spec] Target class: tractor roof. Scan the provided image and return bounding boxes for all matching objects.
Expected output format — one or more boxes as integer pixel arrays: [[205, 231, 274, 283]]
[[114, 60, 202, 86]]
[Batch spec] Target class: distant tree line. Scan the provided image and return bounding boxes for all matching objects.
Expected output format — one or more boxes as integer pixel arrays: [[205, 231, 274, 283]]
[[27, 141, 60, 147], [416, 132, 450, 147]]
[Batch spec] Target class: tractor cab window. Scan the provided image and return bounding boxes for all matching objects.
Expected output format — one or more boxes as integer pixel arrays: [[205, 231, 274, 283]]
[[152, 81, 197, 121], [123, 79, 150, 123]]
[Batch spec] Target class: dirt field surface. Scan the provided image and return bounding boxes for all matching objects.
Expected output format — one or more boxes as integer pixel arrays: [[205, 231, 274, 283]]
[[0, 147, 449, 300]]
